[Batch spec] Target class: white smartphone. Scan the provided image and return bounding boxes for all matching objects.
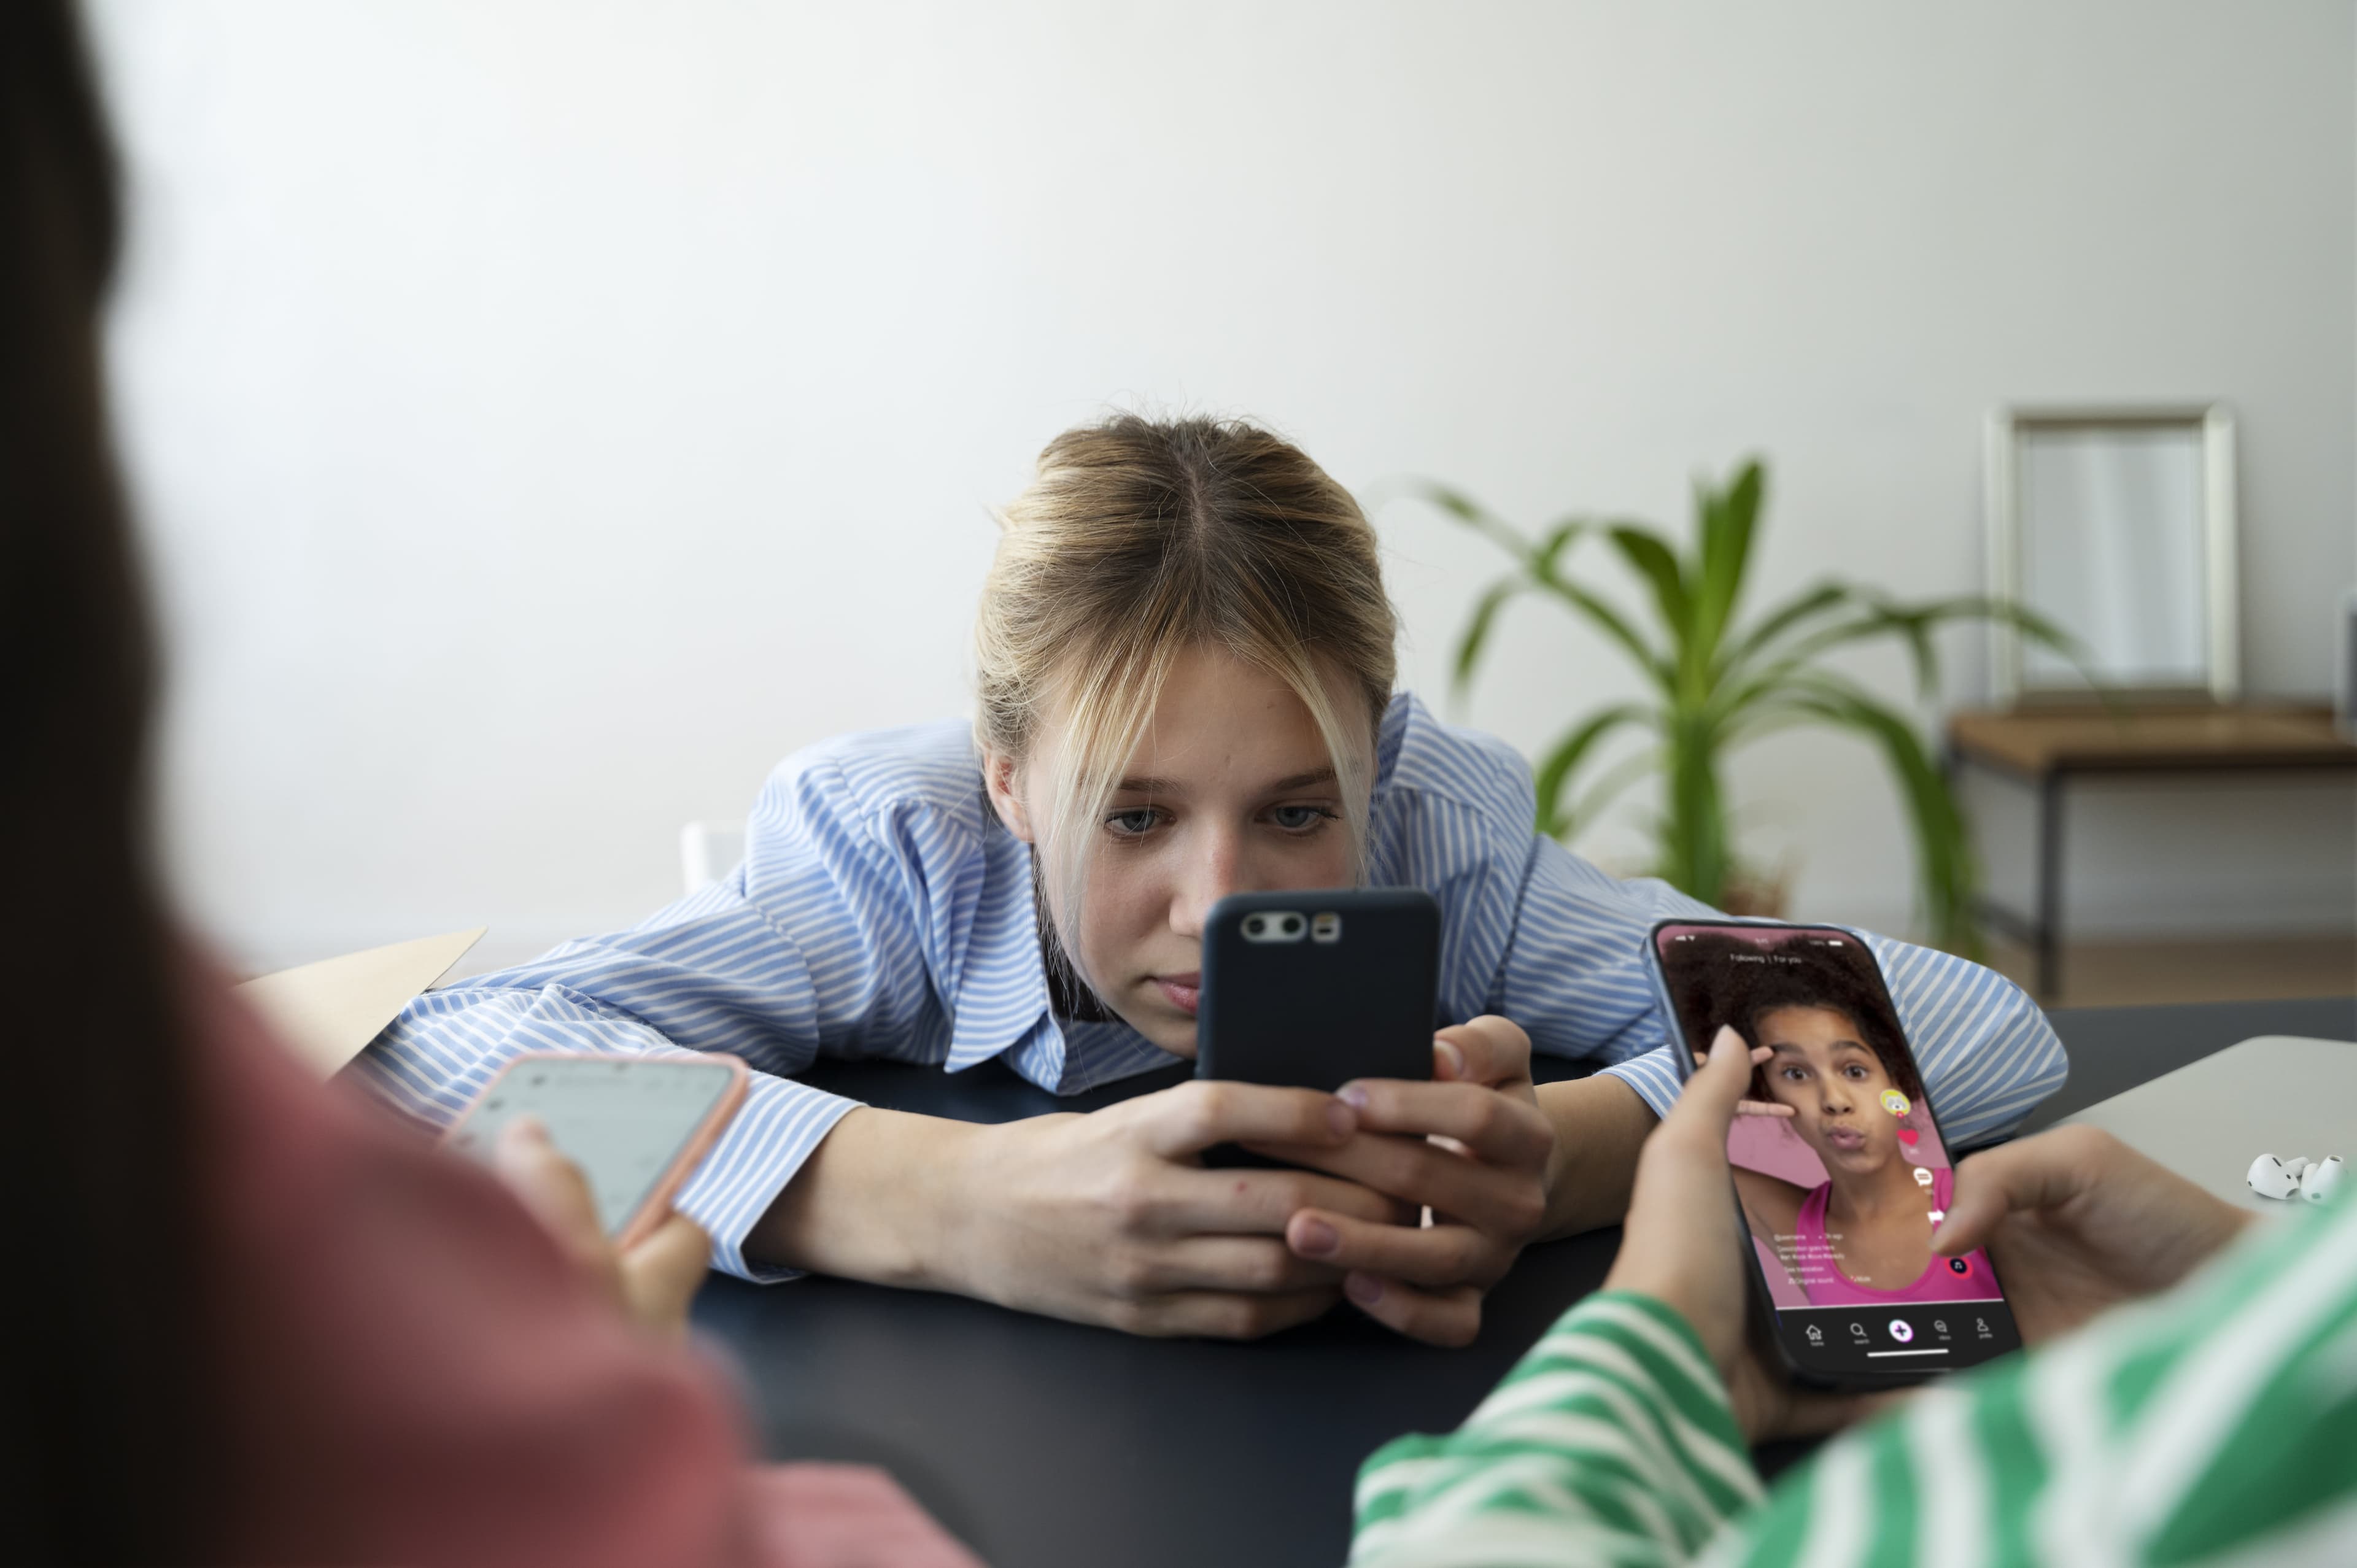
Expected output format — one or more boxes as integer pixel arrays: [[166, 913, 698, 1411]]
[[444, 1053, 749, 1248]]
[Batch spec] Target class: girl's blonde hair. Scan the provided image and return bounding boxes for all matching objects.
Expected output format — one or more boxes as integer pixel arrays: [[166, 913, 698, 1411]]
[[975, 414, 1398, 972]]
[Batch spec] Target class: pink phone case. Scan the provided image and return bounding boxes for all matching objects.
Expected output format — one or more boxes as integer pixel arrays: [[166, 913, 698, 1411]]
[[444, 1052, 750, 1249]]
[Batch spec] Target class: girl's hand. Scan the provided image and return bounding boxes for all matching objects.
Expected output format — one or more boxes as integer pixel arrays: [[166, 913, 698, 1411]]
[[1263, 1016, 1555, 1347], [494, 1117, 713, 1340], [1604, 1026, 1892, 1442], [944, 1081, 1405, 1338], [1933, 1123, 2254, 1344]]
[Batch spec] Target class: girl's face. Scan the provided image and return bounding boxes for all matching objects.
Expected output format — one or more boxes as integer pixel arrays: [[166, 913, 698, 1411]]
[[985, 643, 1367, 1056], [1755, 1005, 1902, 1178]]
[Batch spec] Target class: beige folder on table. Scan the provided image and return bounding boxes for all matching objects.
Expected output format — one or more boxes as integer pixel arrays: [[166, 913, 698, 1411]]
[[234, 927, 486, 1079]]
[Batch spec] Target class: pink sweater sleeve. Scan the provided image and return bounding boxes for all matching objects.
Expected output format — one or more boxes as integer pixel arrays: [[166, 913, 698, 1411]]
[[194, 965, 977, 1568]]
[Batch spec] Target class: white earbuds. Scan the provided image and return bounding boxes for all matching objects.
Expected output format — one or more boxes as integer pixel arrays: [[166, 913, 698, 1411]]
[[2249, 1154, 2301, 1200], [2248, 1154, 2345, 1203]]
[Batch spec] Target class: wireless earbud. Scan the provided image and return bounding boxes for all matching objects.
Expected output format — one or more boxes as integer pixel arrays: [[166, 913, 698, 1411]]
[[2248, 1153, 2345, 1203], [2248, 1154, 2301, 1200]]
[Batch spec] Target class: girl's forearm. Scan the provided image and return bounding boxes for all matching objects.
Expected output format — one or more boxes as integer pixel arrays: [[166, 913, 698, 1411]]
[[743, 1106, 981, 1289], [1532, 1075, 1657, 1240]]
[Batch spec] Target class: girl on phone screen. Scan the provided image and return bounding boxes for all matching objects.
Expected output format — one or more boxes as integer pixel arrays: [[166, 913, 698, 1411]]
[[357, 417, 2065, 1347], [1714, 952, 2001, 1307]]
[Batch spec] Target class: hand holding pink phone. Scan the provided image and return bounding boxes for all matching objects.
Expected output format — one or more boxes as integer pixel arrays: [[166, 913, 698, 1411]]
[[444, 1053, 748, 1251]]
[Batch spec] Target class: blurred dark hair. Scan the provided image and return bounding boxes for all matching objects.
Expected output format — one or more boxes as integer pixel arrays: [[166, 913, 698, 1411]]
[[1663, 932, 1925, 1110], [0, 2, 219, 1561]]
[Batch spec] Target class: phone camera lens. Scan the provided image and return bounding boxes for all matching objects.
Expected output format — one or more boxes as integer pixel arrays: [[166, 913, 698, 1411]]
[[1245, 916, 1266, 936], [1282, 916, 1302, 935]]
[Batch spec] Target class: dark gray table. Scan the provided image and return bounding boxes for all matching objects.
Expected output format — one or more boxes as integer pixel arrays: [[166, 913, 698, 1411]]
[[692, 994, 2357, 1567]]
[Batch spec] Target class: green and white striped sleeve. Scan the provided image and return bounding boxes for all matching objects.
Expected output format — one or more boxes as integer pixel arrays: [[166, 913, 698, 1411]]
[[1357, 1197, 2357, 1568], [1352, 1291, 1762, 1567]]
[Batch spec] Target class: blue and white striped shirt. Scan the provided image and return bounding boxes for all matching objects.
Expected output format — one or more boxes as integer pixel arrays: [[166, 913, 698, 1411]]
[[353, 693, 2066, 1283]]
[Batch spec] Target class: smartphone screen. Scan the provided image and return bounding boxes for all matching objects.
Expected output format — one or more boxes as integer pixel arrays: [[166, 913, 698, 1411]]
[[1652, 921, 2023, 1379], [446, 1056, 741, 1238]]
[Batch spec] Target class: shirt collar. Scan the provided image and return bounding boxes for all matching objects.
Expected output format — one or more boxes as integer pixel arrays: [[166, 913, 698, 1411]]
[[941, 826, 1186, 1092]]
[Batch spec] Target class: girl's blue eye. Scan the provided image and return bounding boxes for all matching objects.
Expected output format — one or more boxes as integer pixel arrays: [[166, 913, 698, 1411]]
[[1270, 804, 1336, 832], [1106, 808, 1159, 837]]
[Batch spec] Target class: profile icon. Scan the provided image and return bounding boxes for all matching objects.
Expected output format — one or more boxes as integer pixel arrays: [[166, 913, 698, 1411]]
[[1880, 1089, 1911, 1118]]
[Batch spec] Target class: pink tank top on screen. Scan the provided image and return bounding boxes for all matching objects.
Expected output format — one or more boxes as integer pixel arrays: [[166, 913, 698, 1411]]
[[1792, 1167, 1997, 1305]]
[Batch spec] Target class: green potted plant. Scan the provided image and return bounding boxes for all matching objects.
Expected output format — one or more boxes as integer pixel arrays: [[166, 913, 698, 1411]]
[[1430, 458, 2073, 952]]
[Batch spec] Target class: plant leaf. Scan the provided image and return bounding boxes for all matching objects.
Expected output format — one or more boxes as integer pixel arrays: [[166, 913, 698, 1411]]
[[1562, 746, 1660, 842], [1530, 704, 1651, 837], [1691, 459, 1763, 669], [1724, 592, 2100, 716], [1531, 516, 1590, 576], [1604, 525, 1692, 652], [1528, 558, 1677, 694], [1413, 481, 1530, 557], [1757, 672, 1980, 953], [1718, 580, 1857, 674], [1451, 574, 1526, 711]]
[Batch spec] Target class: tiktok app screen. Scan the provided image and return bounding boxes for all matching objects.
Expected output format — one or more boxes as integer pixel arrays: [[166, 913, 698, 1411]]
[[1654, 922, 2022, 1377]]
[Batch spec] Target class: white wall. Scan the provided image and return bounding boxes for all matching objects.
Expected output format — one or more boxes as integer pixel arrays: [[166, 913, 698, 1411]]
[[88, 0, 2357, 973]]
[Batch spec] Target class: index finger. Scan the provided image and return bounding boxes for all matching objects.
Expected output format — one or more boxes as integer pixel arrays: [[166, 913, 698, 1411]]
[[494, 1117, 610, 1264], [1328, 1079, 1552, 1168], [1662, 1026, 1760, 1141], [1137, 1079, 1356, 1160]]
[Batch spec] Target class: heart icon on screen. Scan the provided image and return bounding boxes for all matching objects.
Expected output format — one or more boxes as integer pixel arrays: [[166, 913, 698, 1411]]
[[1897, 1128, 1919, 1146]]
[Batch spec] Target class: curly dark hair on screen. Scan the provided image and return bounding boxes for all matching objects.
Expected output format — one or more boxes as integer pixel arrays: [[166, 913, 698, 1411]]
[[1666, 933, 1926, 1110], [1732, 960, 1925, 1109]]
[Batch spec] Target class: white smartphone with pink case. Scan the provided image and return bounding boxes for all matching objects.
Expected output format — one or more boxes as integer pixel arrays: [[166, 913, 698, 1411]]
[[444, 1053, 748, 1248]]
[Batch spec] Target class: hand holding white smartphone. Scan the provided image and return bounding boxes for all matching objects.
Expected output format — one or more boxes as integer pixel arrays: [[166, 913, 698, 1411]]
[[443, 1054, 748, 1249]]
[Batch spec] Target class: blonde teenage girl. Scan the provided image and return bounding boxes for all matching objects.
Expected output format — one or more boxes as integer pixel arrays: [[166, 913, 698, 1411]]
[[358, 417, 2065, 1346]]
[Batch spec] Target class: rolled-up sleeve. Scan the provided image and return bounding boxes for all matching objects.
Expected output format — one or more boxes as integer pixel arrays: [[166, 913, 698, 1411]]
[[351, 747, 968, 1283], [1497, 838, 2066, 1145]]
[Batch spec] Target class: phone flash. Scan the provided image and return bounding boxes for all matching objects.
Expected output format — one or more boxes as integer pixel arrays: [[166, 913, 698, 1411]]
[[1312, 912, 1342, 943]]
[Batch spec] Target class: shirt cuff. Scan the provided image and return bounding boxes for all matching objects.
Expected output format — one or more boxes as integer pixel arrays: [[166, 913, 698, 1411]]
[[1598, 1042, 1681, 1120], [670, 1070, 862, 1284]]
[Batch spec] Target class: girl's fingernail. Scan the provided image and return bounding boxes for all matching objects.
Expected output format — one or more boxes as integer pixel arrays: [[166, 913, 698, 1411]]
[[1296, 1219, 1339, 1256], [1435, 1039, 1466, 1079], [1346, 1273, 1384, 1306], [1337, 1083, 1371, 1110]]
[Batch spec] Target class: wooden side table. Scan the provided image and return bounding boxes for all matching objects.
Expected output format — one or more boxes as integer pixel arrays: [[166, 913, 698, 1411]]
[[1945, 706, 2357, 998]]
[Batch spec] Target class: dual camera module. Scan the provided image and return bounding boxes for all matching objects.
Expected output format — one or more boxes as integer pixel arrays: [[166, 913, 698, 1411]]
[[1241, 911, 1343, 944]]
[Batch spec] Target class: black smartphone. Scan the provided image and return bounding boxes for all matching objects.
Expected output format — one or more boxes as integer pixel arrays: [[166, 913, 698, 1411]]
[[1646, 919, 2024, 1387], [1197, 888, 1439, 1119]]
